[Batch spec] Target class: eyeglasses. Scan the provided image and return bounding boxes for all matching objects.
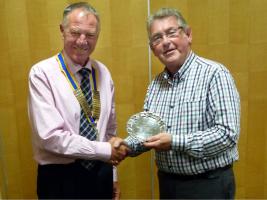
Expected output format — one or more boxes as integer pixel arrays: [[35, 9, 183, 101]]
[[149, 26, 184, 46], [66, 29, 98, 40]]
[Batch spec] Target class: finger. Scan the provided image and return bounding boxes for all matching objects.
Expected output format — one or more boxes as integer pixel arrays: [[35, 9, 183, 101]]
[[113, 152, 124, 162], [145, 135, 160, 142], [117, 152, 126, 161], [119, 146, 129, 155], [111, 160, 119, 166], [108, 136, 116, 143], [143, 141, 158, 148], [113, 139, 123, 148], [146, 132, 163, 142]]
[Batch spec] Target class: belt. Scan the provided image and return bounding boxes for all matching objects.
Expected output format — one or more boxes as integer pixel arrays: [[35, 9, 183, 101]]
[[159, 165, 233, 180]]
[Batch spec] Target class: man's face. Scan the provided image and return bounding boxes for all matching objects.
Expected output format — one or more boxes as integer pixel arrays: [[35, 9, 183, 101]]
[[60, 9, 99, 66], [149, 16, 192, 73]]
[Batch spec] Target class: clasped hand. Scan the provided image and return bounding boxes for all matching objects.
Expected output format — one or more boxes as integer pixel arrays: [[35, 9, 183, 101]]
[[108, 137, 130, 165]]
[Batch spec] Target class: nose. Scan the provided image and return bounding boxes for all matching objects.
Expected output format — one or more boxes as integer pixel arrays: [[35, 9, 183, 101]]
[[162, 34, 171, 43], [77, 34, 88, 44], [161, 35, 171, 46]]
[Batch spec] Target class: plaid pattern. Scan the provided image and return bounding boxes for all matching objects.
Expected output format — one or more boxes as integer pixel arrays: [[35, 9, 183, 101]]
[[125, 51, 240, 175], [79, 68, 97, 170]]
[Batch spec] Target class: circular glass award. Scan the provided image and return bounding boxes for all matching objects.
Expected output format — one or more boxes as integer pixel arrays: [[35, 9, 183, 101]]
[[126, 111, 166, 142]]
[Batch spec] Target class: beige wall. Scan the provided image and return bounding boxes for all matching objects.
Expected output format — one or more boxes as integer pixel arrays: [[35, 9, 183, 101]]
[[0, 0, 267, 199]]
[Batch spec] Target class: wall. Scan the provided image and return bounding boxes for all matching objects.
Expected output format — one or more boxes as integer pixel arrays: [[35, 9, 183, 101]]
[[0, 0, 151, 198], [0, 0, 267, 199]]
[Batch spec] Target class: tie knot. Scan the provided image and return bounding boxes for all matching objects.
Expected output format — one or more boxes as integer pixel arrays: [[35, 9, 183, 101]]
[[79, 68, 90, 78]]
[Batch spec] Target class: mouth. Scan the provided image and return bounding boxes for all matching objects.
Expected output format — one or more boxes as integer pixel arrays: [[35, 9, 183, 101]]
[[74, 46, 89, 53], [163, 48, 175, 56]]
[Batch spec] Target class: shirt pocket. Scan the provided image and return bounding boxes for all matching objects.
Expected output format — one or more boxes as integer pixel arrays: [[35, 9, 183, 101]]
[[180, 96, 207, 130]]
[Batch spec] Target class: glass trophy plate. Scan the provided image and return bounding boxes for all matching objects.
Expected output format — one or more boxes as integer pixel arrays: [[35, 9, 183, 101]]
[[126, 111, 166, 142]]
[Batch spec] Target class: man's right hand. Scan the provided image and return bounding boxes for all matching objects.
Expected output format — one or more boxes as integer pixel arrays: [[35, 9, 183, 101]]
[[108, 137, 130, 165]]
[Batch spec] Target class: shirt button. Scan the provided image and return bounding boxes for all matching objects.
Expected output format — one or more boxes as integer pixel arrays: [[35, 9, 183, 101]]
[[167, 125, 172, 129], [170, 105, 174, 109]]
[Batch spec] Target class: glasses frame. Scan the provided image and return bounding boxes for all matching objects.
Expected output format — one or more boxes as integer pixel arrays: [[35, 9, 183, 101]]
[[149, 26, 184, 47]]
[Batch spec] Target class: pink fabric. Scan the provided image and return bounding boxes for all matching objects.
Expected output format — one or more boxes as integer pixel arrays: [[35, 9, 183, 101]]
[[28, 53, 117, 169]]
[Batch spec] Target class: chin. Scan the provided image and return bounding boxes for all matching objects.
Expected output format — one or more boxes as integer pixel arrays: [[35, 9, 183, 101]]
[[74, 53, 88, 60], [162, 58, 177, 66]]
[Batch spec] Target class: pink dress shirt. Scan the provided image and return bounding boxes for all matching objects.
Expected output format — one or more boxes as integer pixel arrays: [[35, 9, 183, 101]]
[[28, 53, 117, 178]]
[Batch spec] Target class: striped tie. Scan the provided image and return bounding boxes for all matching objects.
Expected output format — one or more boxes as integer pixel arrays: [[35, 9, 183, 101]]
[[78, 68, 97, 169]]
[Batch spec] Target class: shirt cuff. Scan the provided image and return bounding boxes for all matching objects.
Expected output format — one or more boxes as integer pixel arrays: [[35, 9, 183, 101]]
[[95, 141, 111, 162], [171, 133, 188, 151]]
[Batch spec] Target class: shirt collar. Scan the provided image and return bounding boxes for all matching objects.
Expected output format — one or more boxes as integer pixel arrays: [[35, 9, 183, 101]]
[[163, 50, 196, 81], [62, 51, 92, 75]]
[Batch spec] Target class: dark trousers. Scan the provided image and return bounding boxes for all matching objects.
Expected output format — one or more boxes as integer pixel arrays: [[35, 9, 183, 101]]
[[37, 161, 113, 199], [158, 165, 235, 199]]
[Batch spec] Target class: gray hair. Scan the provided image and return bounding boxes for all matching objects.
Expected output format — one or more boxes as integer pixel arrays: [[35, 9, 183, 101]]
[[62, 2, 100, 31], [147, 8, 188, 37]]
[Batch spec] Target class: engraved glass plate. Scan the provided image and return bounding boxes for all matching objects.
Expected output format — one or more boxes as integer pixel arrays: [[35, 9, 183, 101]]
[[126, 111, 166, 142]]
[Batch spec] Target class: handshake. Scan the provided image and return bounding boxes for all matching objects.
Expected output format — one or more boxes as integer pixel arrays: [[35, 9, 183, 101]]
[[108, 137, 130, 166], [107, 132, 172, 165]]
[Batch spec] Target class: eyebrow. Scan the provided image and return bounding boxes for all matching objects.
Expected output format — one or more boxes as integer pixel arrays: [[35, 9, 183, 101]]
[[151, 27, 181, 37]]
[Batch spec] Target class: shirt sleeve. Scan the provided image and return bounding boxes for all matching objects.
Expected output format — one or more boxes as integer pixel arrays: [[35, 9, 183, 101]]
[[28, 66, 111, 162], [105, 79, 117, 140], [105, 79, 118, 181], [172, 68, 240, 158], [123, 136, 150, 156]]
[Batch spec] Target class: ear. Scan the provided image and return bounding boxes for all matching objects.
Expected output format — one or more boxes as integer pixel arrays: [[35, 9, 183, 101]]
[[60, 24, 65, 39], [60, 24, 64, 34], [185, 27, 192, 44]]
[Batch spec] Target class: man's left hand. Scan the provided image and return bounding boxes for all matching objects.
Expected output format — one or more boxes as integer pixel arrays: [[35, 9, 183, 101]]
[[143, 132, 171, 151]]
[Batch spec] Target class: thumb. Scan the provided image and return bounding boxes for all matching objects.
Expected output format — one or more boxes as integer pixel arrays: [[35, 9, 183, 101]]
[[114, 139, 125, 148], [145, 135, 158, 142]]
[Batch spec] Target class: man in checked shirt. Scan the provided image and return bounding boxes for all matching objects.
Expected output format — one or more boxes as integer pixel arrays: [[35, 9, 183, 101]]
[[123, 7, 240, 199]]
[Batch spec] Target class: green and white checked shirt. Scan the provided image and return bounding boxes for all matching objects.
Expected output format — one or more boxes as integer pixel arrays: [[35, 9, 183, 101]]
[[125, 51, 240, 175]]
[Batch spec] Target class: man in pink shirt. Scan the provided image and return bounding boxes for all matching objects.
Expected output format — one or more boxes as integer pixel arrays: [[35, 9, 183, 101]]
[[28, 2, 127, 199]]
